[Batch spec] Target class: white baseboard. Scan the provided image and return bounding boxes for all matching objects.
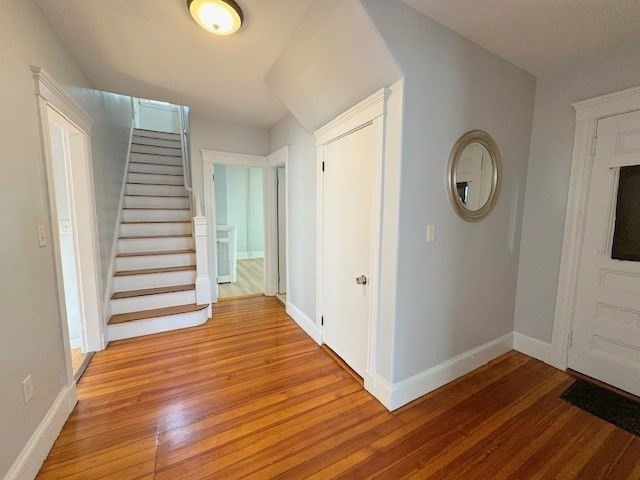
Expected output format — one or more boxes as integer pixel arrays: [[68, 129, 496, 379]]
[[513, 332, 552, 364], [69, 338, 82, 350], [384, 332, 514, 411], [286, 302, 321, 345], [548, 348, 568, 371], [3, 385, 77, 480]]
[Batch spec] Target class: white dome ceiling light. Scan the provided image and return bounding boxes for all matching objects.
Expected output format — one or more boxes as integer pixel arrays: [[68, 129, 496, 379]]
[[187, 0, 243, 36]]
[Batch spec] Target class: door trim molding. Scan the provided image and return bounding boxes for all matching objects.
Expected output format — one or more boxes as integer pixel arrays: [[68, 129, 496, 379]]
[[315, 88, 391, 401], [551, 85, 640, 370], [201, 151, 269, 301], [265, 147, 290, 298]]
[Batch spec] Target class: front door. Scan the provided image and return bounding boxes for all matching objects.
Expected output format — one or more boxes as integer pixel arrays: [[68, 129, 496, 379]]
[[570, 109, 640, 396], [322, 124, 374, 378]]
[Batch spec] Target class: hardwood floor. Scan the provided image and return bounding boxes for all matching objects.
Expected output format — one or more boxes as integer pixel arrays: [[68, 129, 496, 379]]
[[69, 348, 86, 377], [218, 258, 264, 298], [38, 297, 639, 479]]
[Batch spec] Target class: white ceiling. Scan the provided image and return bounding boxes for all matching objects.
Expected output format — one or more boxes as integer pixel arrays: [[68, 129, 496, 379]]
[[402, 0, 640, 76], [36, 0, 314, 128]]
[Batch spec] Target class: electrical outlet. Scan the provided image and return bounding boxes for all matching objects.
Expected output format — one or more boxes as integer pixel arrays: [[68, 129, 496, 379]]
[[22, 375, 34, 403], [427, 224, 436, 243], [37, 225, 47, 247]]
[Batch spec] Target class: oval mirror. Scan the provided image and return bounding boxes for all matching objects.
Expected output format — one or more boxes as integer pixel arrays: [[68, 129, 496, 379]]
[[447, 131, 501, 221]]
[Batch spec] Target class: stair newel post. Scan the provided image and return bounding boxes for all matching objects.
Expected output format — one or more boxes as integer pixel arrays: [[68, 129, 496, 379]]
[[193, 195, 212, 316]]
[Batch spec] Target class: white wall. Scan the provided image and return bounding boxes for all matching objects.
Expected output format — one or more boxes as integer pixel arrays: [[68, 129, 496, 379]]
[[265, 0, 402, 132], [216, 165, 265, 258], [514, 51, 640, 343], [190, 117, 268, 209], [268, 113, 317, 321], [0, 1, 133, 475], [136, 99, 180, 133], [362, 0, 536, 382]]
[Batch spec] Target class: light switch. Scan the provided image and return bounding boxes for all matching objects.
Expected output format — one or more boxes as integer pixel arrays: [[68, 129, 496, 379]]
[[37, 225, 47, 247], [427, 224, 436, 243], [59, 220, 72, 235]]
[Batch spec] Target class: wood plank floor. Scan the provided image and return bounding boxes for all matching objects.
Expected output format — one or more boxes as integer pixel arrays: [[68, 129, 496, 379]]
[[218, 258, 264, 298], [38, 297, 639, 479]]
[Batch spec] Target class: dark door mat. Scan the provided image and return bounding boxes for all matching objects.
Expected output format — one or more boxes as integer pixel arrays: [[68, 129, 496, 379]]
[[560, 379, 639, 436]]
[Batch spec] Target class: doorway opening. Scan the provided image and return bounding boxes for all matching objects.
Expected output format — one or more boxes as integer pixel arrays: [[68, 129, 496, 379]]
[[214, 164, 265, 299], [44, 106, 100, 380]]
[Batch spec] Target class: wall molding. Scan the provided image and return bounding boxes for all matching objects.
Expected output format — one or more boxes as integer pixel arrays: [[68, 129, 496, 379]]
[[551, 84, 640, 371], [201, 150, 267, 168], [3, 386, 76, 480], [513, 332, 551, 364], [376, 333, 514, 411], [286, 302, 321, 345], [31, 67, 93, 132]]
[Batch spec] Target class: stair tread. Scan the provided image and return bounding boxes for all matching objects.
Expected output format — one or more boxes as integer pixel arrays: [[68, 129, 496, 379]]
[[108, 303, 208, 325], [114, 265, 196, 276], [119, 234, 192, 239], [129, 172, 184, 177], [117, 249, 195, 257], [128, 160, 183, 166], [125, 194, 189, 198], [134, 128, 180, 135], [132, 143, 181, 148], [127, 182, 184, 186], [124, 207, 190, 210], [121, 221, 191, 224], [111, 283, 195, 300], [130, 152, 183, 158]]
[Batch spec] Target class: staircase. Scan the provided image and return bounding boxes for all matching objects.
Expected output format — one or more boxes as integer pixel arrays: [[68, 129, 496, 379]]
[[107, 128, 211, 341]]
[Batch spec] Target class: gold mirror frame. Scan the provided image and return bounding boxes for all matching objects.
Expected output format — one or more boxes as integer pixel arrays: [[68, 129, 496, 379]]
[[447, 130, 502, 222]]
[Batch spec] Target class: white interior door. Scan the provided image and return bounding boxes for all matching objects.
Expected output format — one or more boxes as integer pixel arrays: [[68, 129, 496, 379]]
[[569, 109, 640, 396], [277, 166, 287, 294], [322, 124, 374, 378]]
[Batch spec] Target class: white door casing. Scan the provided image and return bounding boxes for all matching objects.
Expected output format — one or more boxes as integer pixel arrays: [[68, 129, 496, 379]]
[[316, 88, 389, 391], [277, 166, 287, 294], [552, 85, 640, 379], [568, 110, 640, 396], [321, 124, 375, 377]]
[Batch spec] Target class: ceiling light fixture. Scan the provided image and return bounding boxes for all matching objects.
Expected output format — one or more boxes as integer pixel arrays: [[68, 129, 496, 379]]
[[187, 0, 243, 36]]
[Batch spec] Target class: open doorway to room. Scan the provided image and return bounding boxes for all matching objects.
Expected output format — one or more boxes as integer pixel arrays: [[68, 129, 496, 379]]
[[214, 164, 265, 299]]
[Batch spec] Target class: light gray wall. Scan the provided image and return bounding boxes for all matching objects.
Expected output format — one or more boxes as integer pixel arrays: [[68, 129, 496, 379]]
[[268, 113, 317, 321], [71, 88, 133, 289], [0, 1, 132, 475], [514, 51, 640, 343], [362, 0, 536, 382], [265, 0, 402, 132], [189, 117, 269, 211]]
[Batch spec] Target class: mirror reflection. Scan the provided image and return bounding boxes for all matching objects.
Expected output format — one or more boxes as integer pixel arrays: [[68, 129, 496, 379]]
[[454, 142, 495, 211]]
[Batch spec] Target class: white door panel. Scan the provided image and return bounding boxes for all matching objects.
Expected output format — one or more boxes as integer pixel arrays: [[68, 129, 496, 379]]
[[322, 124, 374, 378], [570, 109, 640, 396]]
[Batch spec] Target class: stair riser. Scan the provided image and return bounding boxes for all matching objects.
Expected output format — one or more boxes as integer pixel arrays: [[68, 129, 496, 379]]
[[118, 236, 194, 253], [131, 144, 182, 156], [133, 130, 181, 141], [127, 183, 187, 196], [128, 173, 184, 186], [129, 163, 183, 175], [107, 307, 209, 341], [123, 209, 191, 222], [111, 290, 196, 315], [114, 270, 196, 292], [132, 136, 181, 149], [116, 252, 195, 271], [121, 222, 191, 236], [124, 196, 190, 209], [130, 153, 182, 166]]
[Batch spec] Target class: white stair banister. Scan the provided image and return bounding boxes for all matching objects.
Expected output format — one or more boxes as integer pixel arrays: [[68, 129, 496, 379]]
[[193, 194, 212, 316]]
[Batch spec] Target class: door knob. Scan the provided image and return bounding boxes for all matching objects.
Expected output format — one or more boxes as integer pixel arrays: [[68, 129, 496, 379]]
[[356, 275, 368, 285]]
